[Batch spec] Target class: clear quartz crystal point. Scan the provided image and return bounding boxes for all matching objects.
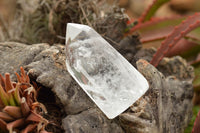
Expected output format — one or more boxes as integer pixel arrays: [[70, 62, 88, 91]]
[[65, 23, 149, 119]]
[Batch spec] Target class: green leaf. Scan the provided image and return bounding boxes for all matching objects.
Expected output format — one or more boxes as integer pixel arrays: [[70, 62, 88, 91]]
[[184, 106, 200, 133], [140, 0, 170, 22], [13, 84, 21, 106], [129, 17, 185, 43], [7, 94, 17, 106], [0, 85, 9, 106], [187, 27, 200, 43]]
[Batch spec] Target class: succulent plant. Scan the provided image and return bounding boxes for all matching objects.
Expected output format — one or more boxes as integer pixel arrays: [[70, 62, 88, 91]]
[[126, 0, 200, 67], [151, 12, 200, 66], [0, 67, 50, 133]]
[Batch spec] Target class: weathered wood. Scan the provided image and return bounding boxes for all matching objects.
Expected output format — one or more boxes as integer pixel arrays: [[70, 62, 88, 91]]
[[0, 42, 194, 133]]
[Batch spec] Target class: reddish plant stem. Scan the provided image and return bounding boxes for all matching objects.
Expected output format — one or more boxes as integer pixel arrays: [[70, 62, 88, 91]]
[[151, 12, 200, 66]]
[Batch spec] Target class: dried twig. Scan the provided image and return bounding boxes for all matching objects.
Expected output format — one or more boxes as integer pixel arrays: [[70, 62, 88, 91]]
[[78, 0, 92, 27], [102, 35, 120, 46], [0, 14, 10, 38], [48, 10, 56, 35]]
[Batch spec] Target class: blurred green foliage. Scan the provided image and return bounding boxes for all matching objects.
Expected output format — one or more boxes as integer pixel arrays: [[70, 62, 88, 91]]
[[184, 106, 200, 133]]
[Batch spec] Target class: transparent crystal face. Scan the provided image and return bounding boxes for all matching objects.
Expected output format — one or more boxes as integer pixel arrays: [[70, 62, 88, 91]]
[[66, 23, 149, 119]]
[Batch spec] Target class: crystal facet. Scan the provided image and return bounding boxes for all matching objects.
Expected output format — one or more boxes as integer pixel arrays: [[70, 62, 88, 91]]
[[65, 23, 149, 119]]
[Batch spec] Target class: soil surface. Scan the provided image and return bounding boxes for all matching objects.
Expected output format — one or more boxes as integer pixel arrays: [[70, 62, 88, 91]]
[[36, 84, 66, 132]]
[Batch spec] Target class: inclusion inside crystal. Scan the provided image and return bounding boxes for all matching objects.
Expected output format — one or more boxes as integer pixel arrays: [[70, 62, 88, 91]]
[[65, 23, 149, 119]]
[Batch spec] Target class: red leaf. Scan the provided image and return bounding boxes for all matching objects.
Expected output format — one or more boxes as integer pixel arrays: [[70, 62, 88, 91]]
[[192, 110, 200, 133]]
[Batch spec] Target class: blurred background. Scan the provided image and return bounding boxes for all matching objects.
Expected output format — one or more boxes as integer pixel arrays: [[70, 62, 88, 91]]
[[0, 0, 200, 44], [0, 0, 200, 132]]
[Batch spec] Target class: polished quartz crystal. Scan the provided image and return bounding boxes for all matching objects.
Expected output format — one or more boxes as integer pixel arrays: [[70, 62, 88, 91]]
[[65, 23, 149, 119]]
